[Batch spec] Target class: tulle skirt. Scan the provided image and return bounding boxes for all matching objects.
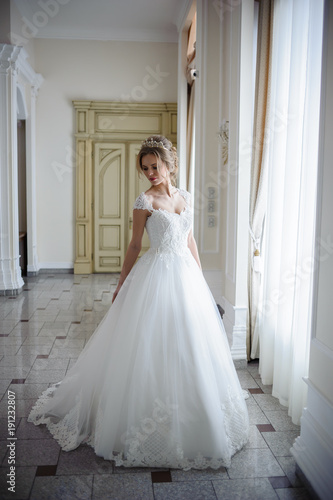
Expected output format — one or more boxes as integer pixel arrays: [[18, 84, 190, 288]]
[[28, 248, 249, 470]]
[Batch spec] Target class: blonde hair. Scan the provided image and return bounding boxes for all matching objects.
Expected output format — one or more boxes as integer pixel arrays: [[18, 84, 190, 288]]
[[136, 135, 179, 186]]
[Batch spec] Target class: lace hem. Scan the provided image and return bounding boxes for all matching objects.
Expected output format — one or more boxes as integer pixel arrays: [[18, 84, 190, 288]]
[[28, 388, 248, 470], [28, 384, 83, 452]]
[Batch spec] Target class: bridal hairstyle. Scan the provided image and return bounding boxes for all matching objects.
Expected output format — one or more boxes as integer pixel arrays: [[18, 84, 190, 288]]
[[136, 135, 179, 186]]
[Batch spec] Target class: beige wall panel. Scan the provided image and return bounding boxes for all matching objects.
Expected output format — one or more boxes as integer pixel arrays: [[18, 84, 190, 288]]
[[99, 153, 121, 218], [99, 225, 120, 251], [77, 140, 87, 219], [96, 114, 161, 133], [78, 111, 87, 133], [99, 256, 121, 269], [77, 224, 86, 257]]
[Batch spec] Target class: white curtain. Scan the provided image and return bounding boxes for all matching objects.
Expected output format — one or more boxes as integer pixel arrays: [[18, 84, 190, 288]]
[[256, 0, 324, 424]]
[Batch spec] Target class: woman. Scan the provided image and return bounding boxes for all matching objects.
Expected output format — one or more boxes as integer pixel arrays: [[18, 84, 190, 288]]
[[28, 135, 249, 470]]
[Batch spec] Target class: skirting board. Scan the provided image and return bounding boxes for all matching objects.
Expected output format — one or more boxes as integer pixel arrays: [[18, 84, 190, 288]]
[[291, 379, 333, 500], [221, 296, 247, 360]]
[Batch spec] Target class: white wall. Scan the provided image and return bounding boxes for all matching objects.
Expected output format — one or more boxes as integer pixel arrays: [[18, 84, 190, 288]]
[[33, 39, 178, 268], [291, 1, 333, 497]]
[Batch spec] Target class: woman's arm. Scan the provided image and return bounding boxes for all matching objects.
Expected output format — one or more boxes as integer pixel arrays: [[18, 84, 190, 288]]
[[187, 229, 202, 270], [112, 209, 148, 303]]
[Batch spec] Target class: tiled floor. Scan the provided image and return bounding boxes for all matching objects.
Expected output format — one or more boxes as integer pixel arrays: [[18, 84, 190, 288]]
[[0, 274, 314, 500]]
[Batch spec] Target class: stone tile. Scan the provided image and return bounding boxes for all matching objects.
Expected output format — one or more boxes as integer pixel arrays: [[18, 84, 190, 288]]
[[0, 355, 36, 368], [36, 464, 58, 476], [244, 425, 269, 449], [256, 380, 273, 394], [113, 465, 169, 474], [39, 321, 71, 332], [45, 301, 71, 311], [276, 487, 313, 499], [247, 403, 270, 425], [22, 337, 55, 346], [0, 346, 21, 356], [30, 474, 93, 500], [171, 467, 228, 481], [0, 337, 26, 346], [257, 424, 276, 433], [30, 311, 58, 321], [265, 411, 300, 431], [262, 432, 300, 457], [227, 448, 284, 478], [0, 398, 35, 418], [25, 369, 66, 384], [213, 477, 278, 500], [93, 472, 154, 500], [3, 310, 34, 321], [0, 320, 18, 335], [7, 383, 49, 400], [253, 394, 288, 412], [0, 465, 36, 500], [67, 359, 78, 371], [0, 379, 11, 400], [54, 311, 83, 321], [3, 438, 60, 466], [32, 358, 69, 371], [9, 322, 44, 336], [151, 470, 172, 482], [16, 417, 55, 440], [236, 370, 260, 389], [53, 338, 85, 349], [268, 476, 292, 488], [248, 388, 264, 394], [154, 480, 217, 500], [57, 444, 114, 475], [48, 347, 83, 358], [0, 440, 7, 463], [276, 456, 304, 487], [0, 367, 30, 379], [16, 345, 53, 356]]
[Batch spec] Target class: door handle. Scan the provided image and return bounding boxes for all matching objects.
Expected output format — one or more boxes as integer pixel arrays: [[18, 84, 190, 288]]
[[129, 217, 133, 229]]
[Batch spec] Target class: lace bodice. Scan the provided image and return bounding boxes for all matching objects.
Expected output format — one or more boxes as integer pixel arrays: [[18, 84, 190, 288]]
[[133, 189, 192, 256]]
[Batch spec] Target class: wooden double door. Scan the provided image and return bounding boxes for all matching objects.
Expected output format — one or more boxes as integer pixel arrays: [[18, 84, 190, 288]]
[[73, 101, 177, 274]]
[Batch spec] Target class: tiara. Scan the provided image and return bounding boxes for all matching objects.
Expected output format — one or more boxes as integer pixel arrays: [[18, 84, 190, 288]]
[[141, 139, 168, 150]]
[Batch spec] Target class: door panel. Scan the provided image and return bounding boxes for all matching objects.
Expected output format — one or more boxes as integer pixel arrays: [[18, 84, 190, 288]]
[[94, 143, 126, 272]]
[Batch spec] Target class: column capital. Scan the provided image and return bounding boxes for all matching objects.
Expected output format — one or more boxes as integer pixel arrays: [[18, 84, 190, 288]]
[[0, 44, 21, 73]]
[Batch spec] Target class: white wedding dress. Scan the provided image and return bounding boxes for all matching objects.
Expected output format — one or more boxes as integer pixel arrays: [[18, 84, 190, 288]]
[[28, 189, 249, 470]]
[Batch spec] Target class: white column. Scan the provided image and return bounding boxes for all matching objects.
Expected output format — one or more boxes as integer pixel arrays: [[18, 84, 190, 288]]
[[0, 44, 24, 295], [26, 84, 40, 275]]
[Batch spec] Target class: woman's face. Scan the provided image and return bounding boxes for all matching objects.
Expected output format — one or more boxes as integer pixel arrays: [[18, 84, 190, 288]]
[[141, 154, 169, 186]]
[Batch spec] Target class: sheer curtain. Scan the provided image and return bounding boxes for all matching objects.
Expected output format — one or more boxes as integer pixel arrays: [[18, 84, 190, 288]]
[[248, 0, 274, 360], [255, 0, 324, 424]]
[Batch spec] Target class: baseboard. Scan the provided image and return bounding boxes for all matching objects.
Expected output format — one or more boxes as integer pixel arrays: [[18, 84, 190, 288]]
[[291, 379, 333, 500]]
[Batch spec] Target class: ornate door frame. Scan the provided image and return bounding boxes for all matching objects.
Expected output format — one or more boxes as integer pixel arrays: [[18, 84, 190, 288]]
[[73, 101, 177, 274]]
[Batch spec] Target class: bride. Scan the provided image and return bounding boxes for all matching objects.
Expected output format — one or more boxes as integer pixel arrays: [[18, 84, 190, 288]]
[[28, 135, 249, 471]]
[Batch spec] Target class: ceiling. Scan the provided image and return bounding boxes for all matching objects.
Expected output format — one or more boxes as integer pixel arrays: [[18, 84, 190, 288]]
[[13, 0, 189, 43]]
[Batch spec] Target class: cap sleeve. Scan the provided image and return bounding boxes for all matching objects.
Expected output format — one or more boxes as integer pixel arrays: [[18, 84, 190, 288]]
[[178, 188, 191, 207], [133, 192, 152, 211]]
